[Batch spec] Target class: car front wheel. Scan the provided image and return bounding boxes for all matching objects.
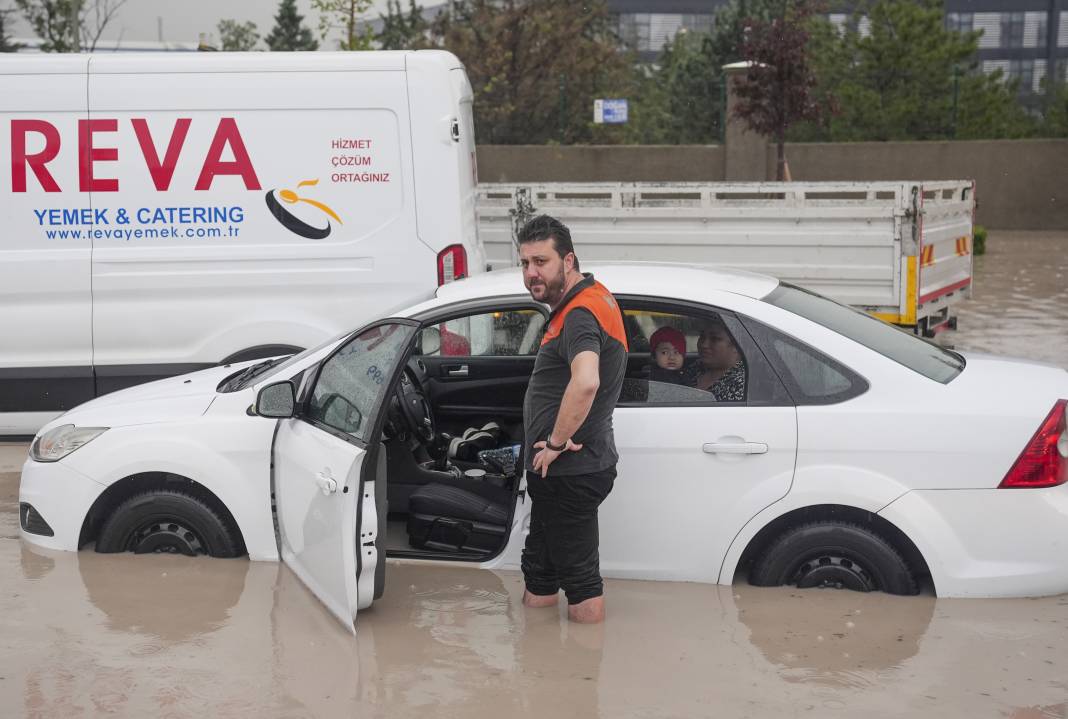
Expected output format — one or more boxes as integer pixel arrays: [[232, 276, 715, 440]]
[[95, 490, 242, 558], [749, 521, 918, 595]]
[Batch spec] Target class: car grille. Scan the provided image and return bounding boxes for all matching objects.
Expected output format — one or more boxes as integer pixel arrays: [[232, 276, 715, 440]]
[[19, 503, 55, 537]]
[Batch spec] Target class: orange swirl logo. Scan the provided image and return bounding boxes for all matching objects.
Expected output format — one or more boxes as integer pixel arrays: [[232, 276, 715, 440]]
[[265, 179, 342, 239]]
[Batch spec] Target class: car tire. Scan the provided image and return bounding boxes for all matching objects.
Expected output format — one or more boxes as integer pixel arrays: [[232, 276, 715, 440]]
[[95, 490, 242, 558], [749, 521, 918, 595]]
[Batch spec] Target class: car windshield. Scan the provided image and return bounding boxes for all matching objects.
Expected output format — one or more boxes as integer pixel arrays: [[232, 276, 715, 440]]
[[220, 329, 355, 392], [764, 283, 965, 384]]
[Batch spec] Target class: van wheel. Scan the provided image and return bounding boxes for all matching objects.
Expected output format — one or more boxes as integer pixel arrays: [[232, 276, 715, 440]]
[[95, 490, 242, 558], [749, 521, 918, 595]]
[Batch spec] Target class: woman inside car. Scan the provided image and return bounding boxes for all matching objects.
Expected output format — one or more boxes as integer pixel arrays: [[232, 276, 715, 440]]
[[682, 317, 747, 402]]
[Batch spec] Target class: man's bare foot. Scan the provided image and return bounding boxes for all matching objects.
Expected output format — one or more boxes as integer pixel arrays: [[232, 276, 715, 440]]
[[567, 596, 605, 623], [523, 590, 558, 608]]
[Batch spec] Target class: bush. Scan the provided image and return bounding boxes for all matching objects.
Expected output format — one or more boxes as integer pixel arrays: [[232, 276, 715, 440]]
[[973, 225, 987, 256]]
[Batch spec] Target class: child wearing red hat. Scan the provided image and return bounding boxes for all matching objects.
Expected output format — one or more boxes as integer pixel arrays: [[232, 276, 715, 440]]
[[648, 326, 687, 385]]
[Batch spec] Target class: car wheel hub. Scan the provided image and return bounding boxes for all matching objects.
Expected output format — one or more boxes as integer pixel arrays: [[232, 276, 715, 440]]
[[792, 555, 875, 592], [130, 521, 205, 556]]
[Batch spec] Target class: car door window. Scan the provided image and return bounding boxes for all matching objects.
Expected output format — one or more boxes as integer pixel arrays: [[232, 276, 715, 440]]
[[416, 309, 545, 357], [740, 315, 868, 405], [307, 323, 415, 441], [615, 305, 753, 405]]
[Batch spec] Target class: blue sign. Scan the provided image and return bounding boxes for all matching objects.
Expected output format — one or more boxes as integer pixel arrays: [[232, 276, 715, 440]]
[[594, 99, 628, 124]]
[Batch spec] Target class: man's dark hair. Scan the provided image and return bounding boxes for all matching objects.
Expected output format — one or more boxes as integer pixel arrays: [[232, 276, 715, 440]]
[[517, 214, 580, 272]]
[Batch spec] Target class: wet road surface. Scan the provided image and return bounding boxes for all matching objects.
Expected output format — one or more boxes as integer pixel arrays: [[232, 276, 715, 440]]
[[3, 443, 1067, 718], [2, 231, 1067, 718]]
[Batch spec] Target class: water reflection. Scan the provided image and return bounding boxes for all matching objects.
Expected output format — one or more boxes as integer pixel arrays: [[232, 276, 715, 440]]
[[950, 231, 1068, 368], [4, 534, 1068, 718], [732, 586, 935, 689]]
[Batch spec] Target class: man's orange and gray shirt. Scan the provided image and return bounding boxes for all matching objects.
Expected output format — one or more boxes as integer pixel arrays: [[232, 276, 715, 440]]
[[523, 274, 628, 476]]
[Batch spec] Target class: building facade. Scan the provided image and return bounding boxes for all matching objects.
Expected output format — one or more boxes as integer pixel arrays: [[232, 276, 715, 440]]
[[610, 0, 1068, 98]]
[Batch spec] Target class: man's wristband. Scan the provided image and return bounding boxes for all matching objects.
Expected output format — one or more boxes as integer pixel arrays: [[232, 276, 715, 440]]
[[545, 436, 568, 451]]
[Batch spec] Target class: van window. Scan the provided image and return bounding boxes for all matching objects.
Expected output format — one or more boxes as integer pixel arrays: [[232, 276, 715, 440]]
[[764, 283, 965, 383]]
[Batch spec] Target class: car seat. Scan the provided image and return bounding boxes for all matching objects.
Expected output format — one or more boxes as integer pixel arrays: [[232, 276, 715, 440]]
[[406, 482, 511, 554]]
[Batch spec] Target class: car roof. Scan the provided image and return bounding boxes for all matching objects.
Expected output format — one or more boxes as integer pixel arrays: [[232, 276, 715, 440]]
[[432, 262, 780, 307]]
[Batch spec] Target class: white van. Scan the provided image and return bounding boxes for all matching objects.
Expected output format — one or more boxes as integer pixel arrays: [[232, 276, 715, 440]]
[[0, 50, 484, 436]]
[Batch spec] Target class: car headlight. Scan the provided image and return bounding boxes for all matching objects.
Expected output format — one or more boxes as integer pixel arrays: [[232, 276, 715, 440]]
[[30, 424, 108, 463]]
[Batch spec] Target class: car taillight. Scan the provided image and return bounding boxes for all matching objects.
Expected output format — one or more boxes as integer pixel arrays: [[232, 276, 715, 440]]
[[999, 400, 1068, 489], [437, 245, 468, 286]]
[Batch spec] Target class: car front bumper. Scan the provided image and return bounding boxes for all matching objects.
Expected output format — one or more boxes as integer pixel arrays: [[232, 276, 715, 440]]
[[18, 456, 107, 552], [879, 486, 1068, 598]]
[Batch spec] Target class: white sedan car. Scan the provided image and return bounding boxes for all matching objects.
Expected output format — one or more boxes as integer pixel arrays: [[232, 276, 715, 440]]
[[19, 264, 1068, 631]]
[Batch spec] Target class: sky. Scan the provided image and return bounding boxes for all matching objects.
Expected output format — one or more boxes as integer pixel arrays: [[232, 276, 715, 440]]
[[7, 0, 408, 48]]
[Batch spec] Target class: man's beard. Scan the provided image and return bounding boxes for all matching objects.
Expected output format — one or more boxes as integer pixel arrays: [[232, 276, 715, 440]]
[[530, 266, 567, 306]]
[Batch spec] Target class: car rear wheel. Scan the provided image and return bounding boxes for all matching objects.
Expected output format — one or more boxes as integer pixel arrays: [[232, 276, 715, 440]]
[[749, 521, 918, 595], [95, 490, 242, 558]]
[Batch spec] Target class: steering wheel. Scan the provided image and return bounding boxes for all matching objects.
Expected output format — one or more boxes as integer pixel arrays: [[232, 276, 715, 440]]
[[394, 366, 436, 444]]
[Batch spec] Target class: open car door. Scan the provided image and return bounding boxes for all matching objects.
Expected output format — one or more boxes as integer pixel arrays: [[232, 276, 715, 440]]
[[273, 321, 416, 633]]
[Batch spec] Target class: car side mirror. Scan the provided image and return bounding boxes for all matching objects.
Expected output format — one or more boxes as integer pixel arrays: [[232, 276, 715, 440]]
[[421, 327, 441, 356], [256, 381, 296, 418], [321, 393, 363, 433]]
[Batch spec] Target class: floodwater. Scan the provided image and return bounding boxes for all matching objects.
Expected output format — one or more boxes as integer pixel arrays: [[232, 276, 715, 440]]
[[2, 231, 1067, 718], [948, 231, 1068, 367]]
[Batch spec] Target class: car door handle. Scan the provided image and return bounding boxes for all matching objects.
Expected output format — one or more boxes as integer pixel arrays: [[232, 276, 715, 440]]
[[444, 364, 469, 377], [316, 470, 338, 495], [703, 442, 768, 455]]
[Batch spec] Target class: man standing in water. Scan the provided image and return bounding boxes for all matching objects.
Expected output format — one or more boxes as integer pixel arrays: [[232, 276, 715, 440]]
[[517, 215, 628, 624]]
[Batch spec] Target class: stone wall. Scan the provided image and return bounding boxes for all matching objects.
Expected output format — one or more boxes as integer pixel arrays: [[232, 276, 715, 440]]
[[476, 139, 1068, 230]]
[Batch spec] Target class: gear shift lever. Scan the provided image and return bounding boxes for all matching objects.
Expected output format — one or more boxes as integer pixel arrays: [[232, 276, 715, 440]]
[[431, 432, 452, 471]]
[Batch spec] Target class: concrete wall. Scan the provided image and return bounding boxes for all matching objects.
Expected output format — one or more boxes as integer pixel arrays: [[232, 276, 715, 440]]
[[777, 140, 1068, 231], [477, 145, 725, 183], [476, 139, 1068, 229]]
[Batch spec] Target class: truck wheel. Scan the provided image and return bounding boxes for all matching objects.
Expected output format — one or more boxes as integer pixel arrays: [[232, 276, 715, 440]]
[[749, 521, 918, 595], [95, 490, 242, 558]]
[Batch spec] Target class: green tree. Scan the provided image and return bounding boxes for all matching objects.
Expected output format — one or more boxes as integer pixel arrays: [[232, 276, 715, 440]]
[[628, 30, 724, 144], [733, 0, 829, 179], [708, 0, 793, 64], [16, 0, 125, 52], [1, 4, 24, 51], [266, 0, 318, 51], [312, 0, 373, 51], [429, 0, 631, 145], [217, 18, 260, 51], [16, 0, 77, 51], [809, 0, 1033, 141], [1041, 79, 1068, 138], [377, 0, 426, 50]]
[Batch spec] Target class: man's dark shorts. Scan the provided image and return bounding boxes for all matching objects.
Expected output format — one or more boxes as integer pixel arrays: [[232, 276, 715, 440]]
[[521, 465, 616, 605]]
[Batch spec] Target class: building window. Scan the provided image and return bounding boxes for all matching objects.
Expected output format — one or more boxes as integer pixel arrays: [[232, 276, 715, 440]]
[[1008, 59, 1035, 93], [974, 13, 1001, 49], [1025, 11, 1047, 49], [681, 13, 713, 35], [618, 13, 652, 52], [1001, 11, 1025, 49], [946, 12, 973, 34]]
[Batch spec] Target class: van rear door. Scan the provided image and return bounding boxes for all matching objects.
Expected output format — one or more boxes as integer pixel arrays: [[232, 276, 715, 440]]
[[0, 56, 95, 431]]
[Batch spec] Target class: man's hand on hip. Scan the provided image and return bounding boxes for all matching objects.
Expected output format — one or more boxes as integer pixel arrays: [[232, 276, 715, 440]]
[[531, 437, 583, 477]]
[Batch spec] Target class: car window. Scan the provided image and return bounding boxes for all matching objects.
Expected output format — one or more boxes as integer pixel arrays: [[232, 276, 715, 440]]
[[415, 309, 545, 357], [772, 339, 852, 397], [740, 316, 868, 405], [307, 323, 415, 441], [764, 283, 964, 383], [617, 307, 750, 405]]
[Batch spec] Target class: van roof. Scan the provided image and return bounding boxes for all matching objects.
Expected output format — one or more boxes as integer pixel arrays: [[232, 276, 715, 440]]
[[0, 50, 463, 75]]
